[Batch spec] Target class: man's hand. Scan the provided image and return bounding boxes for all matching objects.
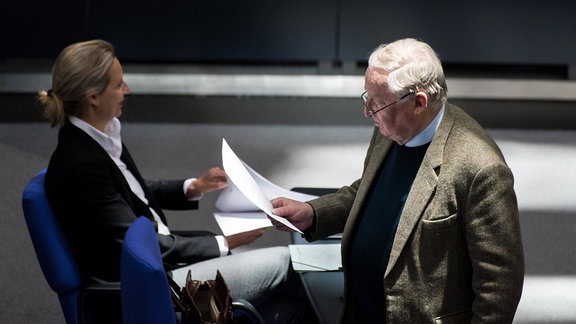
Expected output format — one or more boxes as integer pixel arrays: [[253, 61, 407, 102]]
[[270, 197, 315, 232], [225, 228, 267, 250], [186, 167, 228, 198]]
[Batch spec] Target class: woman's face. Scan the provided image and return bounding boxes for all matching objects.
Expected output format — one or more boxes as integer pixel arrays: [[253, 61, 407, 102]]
[[94, 58, 130, 123]]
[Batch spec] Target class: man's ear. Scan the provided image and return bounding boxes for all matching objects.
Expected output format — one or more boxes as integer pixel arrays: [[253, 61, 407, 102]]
[[413, 92, 428, 114]]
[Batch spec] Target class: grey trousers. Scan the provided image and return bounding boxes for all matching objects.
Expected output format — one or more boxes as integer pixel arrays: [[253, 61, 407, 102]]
[[170, 246, 309, 310]]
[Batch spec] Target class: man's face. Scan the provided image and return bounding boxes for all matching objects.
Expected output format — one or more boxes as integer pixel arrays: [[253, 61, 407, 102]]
[[363, 68, 417, 145]]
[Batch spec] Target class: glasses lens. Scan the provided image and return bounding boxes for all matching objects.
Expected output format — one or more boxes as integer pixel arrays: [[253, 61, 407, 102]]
[[361, 92, 370, 110]]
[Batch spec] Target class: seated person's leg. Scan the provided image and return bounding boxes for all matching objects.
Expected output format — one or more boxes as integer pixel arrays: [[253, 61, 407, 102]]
[[170, 246, 318, 324]]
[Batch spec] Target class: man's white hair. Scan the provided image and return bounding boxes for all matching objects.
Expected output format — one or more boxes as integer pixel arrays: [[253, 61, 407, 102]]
[[368, 38, 447, 105]]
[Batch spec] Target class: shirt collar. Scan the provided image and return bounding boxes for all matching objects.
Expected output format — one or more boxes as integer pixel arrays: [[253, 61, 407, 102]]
[[405, 104, 445, 147], [69, 116, 123, 159]]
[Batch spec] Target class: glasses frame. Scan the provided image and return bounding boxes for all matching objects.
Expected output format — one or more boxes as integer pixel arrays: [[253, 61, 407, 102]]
[[361, 91, 415, 117]]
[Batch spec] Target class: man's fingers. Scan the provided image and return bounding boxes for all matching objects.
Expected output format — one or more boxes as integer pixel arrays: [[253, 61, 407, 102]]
[[269, 218, 291, 232]]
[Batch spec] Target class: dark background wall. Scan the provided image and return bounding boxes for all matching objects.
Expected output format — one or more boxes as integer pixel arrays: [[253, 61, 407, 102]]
[[2, 0, 576, 75]]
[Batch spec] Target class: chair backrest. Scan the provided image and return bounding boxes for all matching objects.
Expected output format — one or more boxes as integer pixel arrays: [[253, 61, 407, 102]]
[[22, 169, 83, 324], [121, 216, 177, 324]]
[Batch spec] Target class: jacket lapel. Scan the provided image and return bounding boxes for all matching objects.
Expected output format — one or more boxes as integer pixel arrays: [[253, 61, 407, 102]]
[[342, 133, 392, 240], [120, 145, 168, 223], [383, 105, 455, 277]]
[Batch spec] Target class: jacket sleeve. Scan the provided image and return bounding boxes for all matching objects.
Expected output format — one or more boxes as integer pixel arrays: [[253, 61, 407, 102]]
[[465, 162, 524, 323], [142, 178, 221, 265], [158, 232, 221, 267], [306, 182, 358, 241], [145, 178, 199, 210]]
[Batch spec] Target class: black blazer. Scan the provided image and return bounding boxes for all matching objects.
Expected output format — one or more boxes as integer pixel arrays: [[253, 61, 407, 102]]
[[46, 121, 221, 282]]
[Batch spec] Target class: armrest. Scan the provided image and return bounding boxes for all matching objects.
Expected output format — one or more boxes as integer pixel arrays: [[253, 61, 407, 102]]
[[232, 298, 265, 324], [78, 282, 122, 324], [291, 187, 338, 196], [170, 230, 216, 237]]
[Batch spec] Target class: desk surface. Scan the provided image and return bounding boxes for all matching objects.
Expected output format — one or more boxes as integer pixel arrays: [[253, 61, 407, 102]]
[[290, 188, 344, 323]]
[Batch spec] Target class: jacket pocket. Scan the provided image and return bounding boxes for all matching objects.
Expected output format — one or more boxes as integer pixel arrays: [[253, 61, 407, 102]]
[[434, 309, 472, 324], [421, 212, 457, 230], [419, 212, 461, 268]]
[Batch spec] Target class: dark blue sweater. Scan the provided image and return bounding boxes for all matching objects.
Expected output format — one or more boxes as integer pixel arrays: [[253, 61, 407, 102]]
[[350, 142, 429, 322]]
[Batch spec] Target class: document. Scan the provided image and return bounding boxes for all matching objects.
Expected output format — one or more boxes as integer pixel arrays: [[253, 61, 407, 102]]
[[213, 212, 273, 237], [288, 244, 342, 272], [214, 139, 318, 236]]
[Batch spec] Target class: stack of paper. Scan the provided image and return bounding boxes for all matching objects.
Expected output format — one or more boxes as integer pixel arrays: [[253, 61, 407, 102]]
[[213, 139, 318, 236], [288, 244, 342, 272]]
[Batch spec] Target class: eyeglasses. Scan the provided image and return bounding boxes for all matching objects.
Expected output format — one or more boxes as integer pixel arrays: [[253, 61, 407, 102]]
[[361, 91, 415, 117]]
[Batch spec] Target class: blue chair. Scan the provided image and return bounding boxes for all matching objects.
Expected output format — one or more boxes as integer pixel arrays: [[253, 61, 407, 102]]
[[121, 216, 177, 324], [22, 169, 121, 324], [122, 216, 265, 324]]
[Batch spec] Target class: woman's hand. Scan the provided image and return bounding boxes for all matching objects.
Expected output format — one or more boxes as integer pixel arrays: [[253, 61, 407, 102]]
[[186, 167, 228, 198], [225, 228, 267, 250]]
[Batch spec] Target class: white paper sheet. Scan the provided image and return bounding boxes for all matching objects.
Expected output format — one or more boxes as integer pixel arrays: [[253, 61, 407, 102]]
[[220, 138, 273, 214], [215, 139, 316, 234], [288, 244, 342, 272], [213, 212, 272, 236], [216, 155, 318, 212]]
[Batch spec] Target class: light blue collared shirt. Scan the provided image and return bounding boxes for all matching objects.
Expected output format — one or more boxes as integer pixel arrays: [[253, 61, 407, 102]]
[[404, 104, 445, 147]]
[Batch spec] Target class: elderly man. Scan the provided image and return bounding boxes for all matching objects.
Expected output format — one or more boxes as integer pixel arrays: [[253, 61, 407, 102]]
[[271, 38, 524, 323]]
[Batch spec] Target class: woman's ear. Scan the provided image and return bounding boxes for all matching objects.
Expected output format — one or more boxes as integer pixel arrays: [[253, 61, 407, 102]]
[[87, 93, 98, 107]]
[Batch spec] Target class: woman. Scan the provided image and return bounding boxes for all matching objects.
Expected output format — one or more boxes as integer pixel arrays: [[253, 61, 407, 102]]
[[38, 39, 314, 323]]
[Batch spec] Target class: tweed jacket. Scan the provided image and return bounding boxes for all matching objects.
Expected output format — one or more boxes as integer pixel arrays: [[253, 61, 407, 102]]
[[307, 103, 525, 323], [45, 121, 221, 282]]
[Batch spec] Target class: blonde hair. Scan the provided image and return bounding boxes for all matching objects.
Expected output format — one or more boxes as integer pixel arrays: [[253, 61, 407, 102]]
[[37, 39, 116, 127], [368, 38, 447, 105]]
